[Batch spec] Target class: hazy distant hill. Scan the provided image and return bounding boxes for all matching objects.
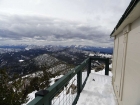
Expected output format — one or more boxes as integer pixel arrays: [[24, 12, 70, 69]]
[[0, 45, 113, 54]]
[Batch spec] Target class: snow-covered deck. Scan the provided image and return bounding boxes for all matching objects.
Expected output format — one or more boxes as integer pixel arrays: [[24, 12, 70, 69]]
[[77, 72, 117, 105], [23, 67, 117, 105]]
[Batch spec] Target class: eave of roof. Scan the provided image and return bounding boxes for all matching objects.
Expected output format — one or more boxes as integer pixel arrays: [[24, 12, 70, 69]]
[[110, 0, 140, 37]]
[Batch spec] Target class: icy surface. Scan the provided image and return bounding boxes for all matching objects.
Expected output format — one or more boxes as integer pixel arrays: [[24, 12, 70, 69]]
[[76, 73, 117, 105]]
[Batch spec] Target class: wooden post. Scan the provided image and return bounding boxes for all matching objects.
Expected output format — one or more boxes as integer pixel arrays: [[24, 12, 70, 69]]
[[105, 58, 109, 75]]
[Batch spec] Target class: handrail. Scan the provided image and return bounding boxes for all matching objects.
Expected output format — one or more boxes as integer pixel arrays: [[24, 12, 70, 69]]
[[27, 57, 109, 105]]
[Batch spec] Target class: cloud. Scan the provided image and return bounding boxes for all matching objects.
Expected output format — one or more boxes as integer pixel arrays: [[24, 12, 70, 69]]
[[0, 0, 132, 47], [0, 14, 113, 47]]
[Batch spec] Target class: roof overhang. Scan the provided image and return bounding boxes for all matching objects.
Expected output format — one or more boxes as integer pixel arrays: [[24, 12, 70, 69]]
[[110, 0, 140, 37]]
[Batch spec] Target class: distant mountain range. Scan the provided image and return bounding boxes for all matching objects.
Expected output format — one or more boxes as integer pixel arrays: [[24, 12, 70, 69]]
[[0, 45, 113, 54], [69, 45, 113, 54], [0, 44, 112, 77]]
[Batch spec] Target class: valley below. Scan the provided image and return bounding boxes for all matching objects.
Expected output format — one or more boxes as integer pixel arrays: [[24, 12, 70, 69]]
[[0, 45, 112, 105]]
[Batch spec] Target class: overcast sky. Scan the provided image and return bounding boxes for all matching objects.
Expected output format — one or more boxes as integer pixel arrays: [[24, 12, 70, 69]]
[[0, 0, 131, 47]]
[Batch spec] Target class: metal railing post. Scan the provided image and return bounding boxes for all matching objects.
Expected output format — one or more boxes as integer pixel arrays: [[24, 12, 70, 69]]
[[87, 57, 91, 76], [105, 58, 109, 75], [77, 70, 82, 94]]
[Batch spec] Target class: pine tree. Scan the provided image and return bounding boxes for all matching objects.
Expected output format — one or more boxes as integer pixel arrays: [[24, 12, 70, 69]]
[[0, 69, 29, 105]]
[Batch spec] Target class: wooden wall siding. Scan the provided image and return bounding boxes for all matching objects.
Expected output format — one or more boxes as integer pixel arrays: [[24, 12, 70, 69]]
[[113, 17, 140, 105], [112, 36, 119, 83], [114, 31, 124, 98], [122, 17, 140, 105]]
